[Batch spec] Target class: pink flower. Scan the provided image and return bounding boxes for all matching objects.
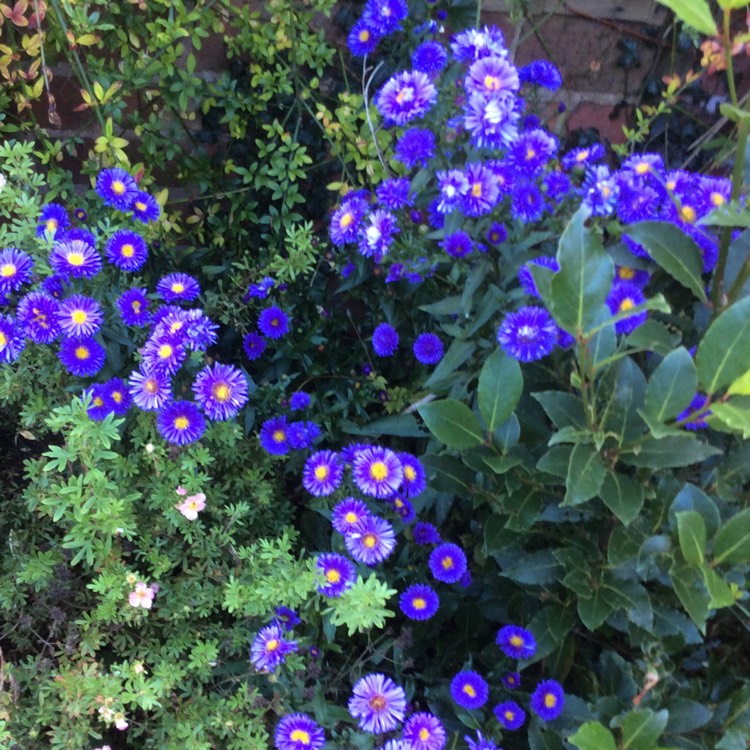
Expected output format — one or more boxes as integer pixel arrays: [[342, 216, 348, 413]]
[[114, 712, 128, 731], [176, 492, 206, 520], [175, 486, 188, 496], [128, 581, 155, 609]]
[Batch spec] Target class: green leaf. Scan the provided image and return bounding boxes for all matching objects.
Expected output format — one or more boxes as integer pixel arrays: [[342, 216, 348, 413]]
[[532, 391, 585, 429], [643, 347, 698, 422], [421, 455, 474, 495], [713, 508, 750, 565], [669, 483, 721, 537], [601, 578, 653, 630], [601, 471, 644, 526], [569, 722, 618, 750], [341, 413, 428, 438], [482, 454, 522, 475], [625, 221, 707, 301], [621, 436, 721, 469], [717, 0, 750, 10], [550, 207, 614, 333], [665, 699, 713, 733], [537, 445, 573, 479], [709, 401, 750, 437], [700, 563, 736, 608], [564, 444, 606, 506], [478, 349, 523, 433], [522, 604, 576, 666], [578, 589, 613, 631], [669, 560, 709, 633], [696, 296, 750, 394], [612, 708, 669, 750], [656, 0, 718, 35], [418, 400, 484, 450], [624, 318, 681, 357], [503, 550, 562, 585], [424, 339, 475, 389], [675, 510, 706, 566]]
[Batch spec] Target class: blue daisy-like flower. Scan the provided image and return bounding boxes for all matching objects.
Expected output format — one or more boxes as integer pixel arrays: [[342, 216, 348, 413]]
[[461, 162, 500, 217], [156, 400, 206, 445], [440, 230, 473, 259], [17, 291, 60, 344], [105, 229, 148, 271], [530, 679, 564, 721], [40, 274, 65, 300], [465, 55, 519, 97], [362, 0, 407, 36], [258, 306, 290, 339], [606, 282, 647, 335], [395, 128, 436, 169], [49, 239, 102, 280], [345, 514, 396, 565], [465, 731, 499, 750], [519, 60, 562, 90], [86, 383, 111, 421], [376, 178, 412, 210], [130, 190, 161, 223], [486, 222, 508, 245], [117, 288, 151, 327], [56, 294, 103, 338], [509, 128, 558, 175], [388, 495, 415, 522], [0, 315, 25, 363], [330, 194, 369, 247], [302, 450, 344, 496], [403, 713, 446, 750], [399, 583, 439, 621], [451, 26, 507, 62], [358, 210, 399, 260], [58, 337, 106, 377], [102, 377, 131, 416], [348, 673, 407, 734], [156, 273, 200, 303], [352, 445, 403, 498], [517, 256, 560, 298], [412, 41, 448, 74], [348, 19, 380, 57], [502, 672, 521, 690], [289, 392, 310, 411], [372, 322, 399, 357], [450, 671, 489, 710], [332, 497, 371, 535], [497, 306, 558, 362], [464, 91, 520, 150], [561, 143, 606, 170], [376, 70, 437, 126], [274, 713, 324, 750], [428, 542, 467, 584], [57, 227, 97, 247], [250, 623, 298, 673], [193, 363, 249, 421], [582, 164, 619, 217], [510, 180, 546, 223], [73, 207, 87, 221], [273, 606, 301, 632], [397, 452, 426, 498], [96, 168, 138, 211], [259, 416, 292, 455], [142, 336, 187, 376], [413, 521, 440, 545], [0, 248, 34, 294], [243, 332, 267, 360], [494, 701, 526, 730], [128, 366, 172, 411], [496, 624, 537, 659], [413, 332, 443, 365], [315, 553, 356, 597], [287, 420, 320, 450], [36, 203, 69, 239]]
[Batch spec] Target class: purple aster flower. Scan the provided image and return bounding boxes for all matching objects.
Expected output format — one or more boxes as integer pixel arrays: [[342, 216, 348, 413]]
[[36, 203, 69, 238], [465, 55, 519, 97], [677, 393, 711, 430], [461, 162, 500, 217], [517, 256, 560, 298], [315, 553, 356, 597], [142, 336, 187, 375], [543, 170, 572, 203], [86, 383, 111, 421], [388, 495, 415, 522], [436, 170, 470, 214], [451, 26, 507, 62], [0, 248, 34, 293], [102, 377, 131, 416], [376, 178, 412, 210], [130, 191, 161, 223], [429, 542, 467, 584], [58, 337, 106, 377], [582, 164, 619, 216], [398, 452, 426, 498], [259, 416, 292, 455], [606, 282, 647, 335], [73, 207, 87, 221], [274, 713, 324, 750], [519, 60, 562, 90], [330, 194, 369, 247], [363, 0, 407, 35], [395, 128, 436, 169], [465, 732, 499, 750], [615, 181, 661, 224], [117, 287, 151, 327], [245, 276, 275, 300], [49, 239, 102, 280], [358, 210, 399, 259], [413, 521, 440, 545], [352, 445, 403, 498], [243, 332, 267, 360], [561, 143, 606, 170], [440, 230, 473, 259], [483, 223, 506, 246], [348, 19, 380, 56], [250, 624, 298, 673], [258, 306, 289, 339], [530, 679, 565, 721], [450, 671, 489, 710], [622, 234, 652, 261], [376, 70, 437, 126], [105, 229, 148, 271], [17, 291, 60, 344], [509, 128, 558, 175], [40, 274, 65, 300], [399, 583, 439, 621], [287, 420, 320, 449], [413, 332, 443, 365], [96, 168, 138, 211], [502, 672, 521, 690], [699, 176, 731, 210], [412, 41, 448, 74], [156, 400, 206, 445], [193, 363, 249, 420], [302, 450, 344, 496], [497, 306, 558, 362], [57, 227, 97, 247], [510, 181, 546, 223], [156, 273, 200, 303], [345, 514, 396, 565], [348, 673, 407, 734], [494, 701, 526, 730], [332, 497, 372, 534], [273, 606, 301, 631], [402, 713, 446, 750], [373, 322, 399, 357], [622, 152, 664, 179], [289, 392, 310, 411], [183, 309, 218, 351], [128, 366, 172, 411], [0, 315, 25, 363], [615, 265, 650, 287], [496, 624, 537, 659], [56, 294, 103, 338]]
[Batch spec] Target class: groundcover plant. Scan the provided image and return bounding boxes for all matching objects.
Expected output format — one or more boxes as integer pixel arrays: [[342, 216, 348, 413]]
[[0, 0, 748, 748]]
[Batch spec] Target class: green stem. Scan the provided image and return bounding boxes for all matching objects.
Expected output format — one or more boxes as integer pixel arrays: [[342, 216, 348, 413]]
[[475, 0, 483, 28], [724, 9, 739, 109]]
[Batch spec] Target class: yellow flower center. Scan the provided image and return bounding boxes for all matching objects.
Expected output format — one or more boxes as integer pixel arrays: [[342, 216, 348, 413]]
[[369, 695, 387, 712], [174, 416, 189, 430], [340, 212, 354, 228], [325, 568, 341, 583], [404, 465, 416, 481], [71, 310, 87, 325], [0, 332, 7, 347], [369, 461, 388, 481], [93, 396, 104, 407], [132, 300, 142, 313], [463, 684, 477, 697], [314, 465, 329, 480], [212, 383, 230, 402], [575, 150, 589, 162], [135, 201, 147, 211], [359, 29, 370, 42], [363, 533, 378, 549], [510, 635, 524, 647], [441, 556, 454, 570], [121, 244, 135, 258], [272, 429, 286, 443], [67, 252, 85, 266], [711, 192, 725, 206], [526, 147, 536, 161], [145, 379, 159, 394], [112, 391, 123, 403], [46, 219, 58, 231], [419, 728, 430, 741], [619, 298, 635, 312], [171, 282, 185, 294], [344, 511, 358, 523], [158, 344, 173, 359], [265, 639, 280, 652], [505, 710, 515, 721], [544, 693, 557, 708], [618, 267, 636, 280], [483, 74, 501, 90], [680, 205, 696, 223], [170, 321, 183, 333], [74, 346, 89, 360], [290, 730, 311, 744], [0, 264, 15, 277], [634, 162, 650, 175], [471, 182, 482, 198], [112, 180, 126, 195], [412, 597, 426, 610]]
